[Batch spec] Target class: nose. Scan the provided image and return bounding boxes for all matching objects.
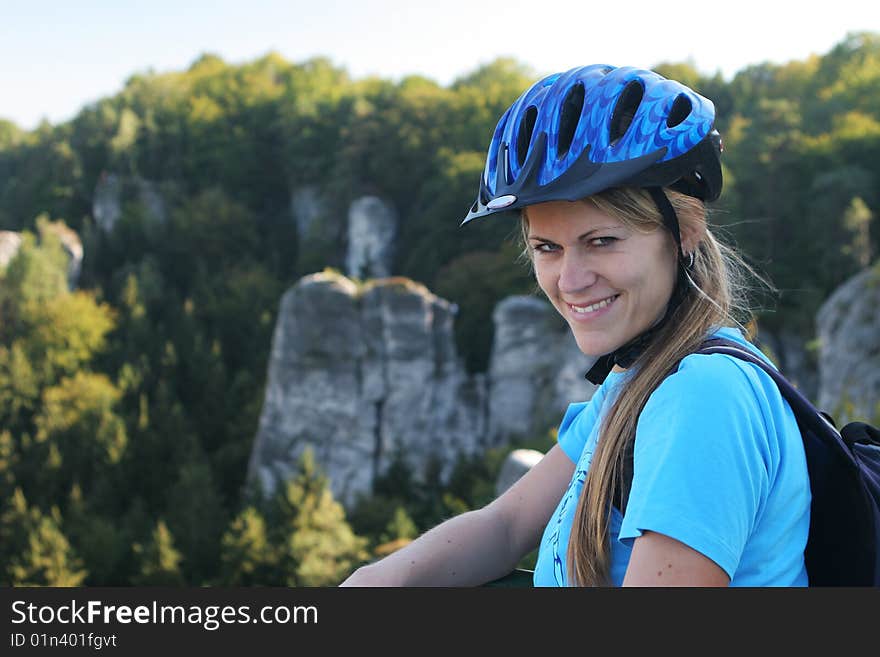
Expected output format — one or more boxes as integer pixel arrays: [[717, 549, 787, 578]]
[[557, 251, 598, 295]]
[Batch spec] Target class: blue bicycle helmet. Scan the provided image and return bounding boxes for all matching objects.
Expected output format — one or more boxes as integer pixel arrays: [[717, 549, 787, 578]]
[[461, 64, 723, 226]]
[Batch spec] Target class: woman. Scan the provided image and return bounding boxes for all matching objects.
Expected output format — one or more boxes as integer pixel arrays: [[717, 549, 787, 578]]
[[341, 64, 810, 587]]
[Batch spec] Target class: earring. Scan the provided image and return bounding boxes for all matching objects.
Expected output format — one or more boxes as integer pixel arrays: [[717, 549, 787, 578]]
[[687, 251, 695, 269]]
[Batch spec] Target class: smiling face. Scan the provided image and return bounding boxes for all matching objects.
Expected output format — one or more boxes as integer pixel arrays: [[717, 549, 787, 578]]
[[525, 198, 679, 359]]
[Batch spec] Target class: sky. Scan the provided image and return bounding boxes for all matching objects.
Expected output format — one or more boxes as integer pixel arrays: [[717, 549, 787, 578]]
[[1, 0, 879, 131]]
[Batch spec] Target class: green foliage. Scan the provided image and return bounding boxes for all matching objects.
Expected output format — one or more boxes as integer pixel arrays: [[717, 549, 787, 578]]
[[0, 119, 24, 150], [434, 243, 533, 373], [842, 196, 874, 266], [379, 506, 418, 544], [163, 461, 228, 584], [35, 371, 127, 485], [219, 506, 277, 586], [64, 485, 131, 585], [0, 219, 69, 335], [270, 449, 368, 586], [1, 489, 86, 586], [132, 520, 185, 586], [0, 344, 40, 430], [0, 219, 115, 387]]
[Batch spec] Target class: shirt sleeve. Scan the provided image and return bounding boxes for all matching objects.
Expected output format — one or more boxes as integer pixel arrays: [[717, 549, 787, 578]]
[[617, 353, 774, 578], [557, 390, 604, 464]]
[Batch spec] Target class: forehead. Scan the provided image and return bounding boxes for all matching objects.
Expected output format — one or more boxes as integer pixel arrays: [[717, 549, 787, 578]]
[[525, 200, 624, 237]]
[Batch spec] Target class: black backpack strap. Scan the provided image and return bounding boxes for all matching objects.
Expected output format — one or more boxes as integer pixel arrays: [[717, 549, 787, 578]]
[[614, 336, 839, 515]]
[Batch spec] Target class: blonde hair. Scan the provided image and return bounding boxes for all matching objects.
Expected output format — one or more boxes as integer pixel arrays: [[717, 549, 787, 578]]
[[521, 187, 767, 586]]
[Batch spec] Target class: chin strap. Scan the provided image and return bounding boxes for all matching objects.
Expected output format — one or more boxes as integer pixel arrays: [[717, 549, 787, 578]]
[[584, 318, 666, 384]]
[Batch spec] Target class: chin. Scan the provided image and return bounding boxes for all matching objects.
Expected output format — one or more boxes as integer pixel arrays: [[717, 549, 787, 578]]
[[573, 333, 619, 358]]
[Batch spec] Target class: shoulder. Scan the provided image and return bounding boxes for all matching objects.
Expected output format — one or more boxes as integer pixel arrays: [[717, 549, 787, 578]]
[[652, 351, 770, 411], [650, 328, 783, 420], [638, 342, 785, 445]]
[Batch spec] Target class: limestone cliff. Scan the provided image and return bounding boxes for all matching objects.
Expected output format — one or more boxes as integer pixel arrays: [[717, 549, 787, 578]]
[[816, 263, 880, 424], [92, 172, 168, 234], [247, 272, 487, 507]]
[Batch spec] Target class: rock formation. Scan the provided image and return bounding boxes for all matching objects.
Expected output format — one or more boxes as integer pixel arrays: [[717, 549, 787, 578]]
[[47, 221, 84, 290], [495, 449, 545, 497], [488, 296, 597, 445], [290, 186, 325, 243], [92, 173, 123, 233], [0, 231, 22, 269], [346, 196, 397, 280], [92, 172, 167, 233], [754, 329, 818, 402], [816, 263, 880, 424], [247, 271, 486, 507]]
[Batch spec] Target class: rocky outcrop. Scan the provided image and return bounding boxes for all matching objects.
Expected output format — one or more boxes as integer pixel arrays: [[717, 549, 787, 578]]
[[755, 329, 818, 402], [290, 188, 397, 278], [93, 173, 123, 233], [495, 449, 544, 497], [248, 273, 597, 508], [816, 264, 880, 423], [47, 222, 84, 290], [346, 196, 397, 279], [92, 173, 167, 233], [290, 186, 326, 243], [247, 272, 486, 507], [0, 231, 22, 269], [488, 296, 597, 445]]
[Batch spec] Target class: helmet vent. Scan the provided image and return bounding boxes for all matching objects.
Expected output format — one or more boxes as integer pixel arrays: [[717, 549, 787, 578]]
[[516, 106, 538, 168], [557, 83, 585, 159], [667, 94, 693, 128], [609, 80, 643, 144]]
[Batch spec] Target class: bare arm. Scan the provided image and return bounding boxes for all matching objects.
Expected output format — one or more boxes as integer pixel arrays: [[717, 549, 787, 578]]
[[339, 443, 575, 586], [622, 531, 730, 587]]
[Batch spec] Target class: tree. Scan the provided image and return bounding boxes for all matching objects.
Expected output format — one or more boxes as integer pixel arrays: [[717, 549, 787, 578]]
[[132, 520, 185, 586], [843, 196, 874, 267], [64, 484, 130, 585], [270, 448, 368, 586], [0, 220, 68, 343], [218, 506, 278, 585], [1, 488, 86, 586], [164, 461, 227, 584], [379, 506, 418, 544], [434, 246, 534, 373], [32, 372, 127, 505]]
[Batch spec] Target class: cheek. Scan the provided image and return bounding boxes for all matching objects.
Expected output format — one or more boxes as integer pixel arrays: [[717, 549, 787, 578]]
[[532, 260, 555, 296], [621, 245, 677, 309], [644, 252, 678, 305]]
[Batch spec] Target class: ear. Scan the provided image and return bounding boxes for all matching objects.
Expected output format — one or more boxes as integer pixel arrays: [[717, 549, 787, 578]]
[[677, 208, 707, 256]]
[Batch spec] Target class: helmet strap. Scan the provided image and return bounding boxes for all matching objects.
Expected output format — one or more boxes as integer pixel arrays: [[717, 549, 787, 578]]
[[646, 187, 684, 260]]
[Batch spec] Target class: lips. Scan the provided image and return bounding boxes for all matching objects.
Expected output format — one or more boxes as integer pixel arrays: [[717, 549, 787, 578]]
[[567, 294, 620, 315]]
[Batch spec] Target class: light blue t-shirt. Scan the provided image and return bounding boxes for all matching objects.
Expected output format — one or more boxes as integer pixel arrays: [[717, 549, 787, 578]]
[[533, 327, 810, 586]]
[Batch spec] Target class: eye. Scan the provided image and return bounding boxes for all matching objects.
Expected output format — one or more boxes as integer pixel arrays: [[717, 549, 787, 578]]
[[589, 236, 618, 247], [531, 242, 559, 254]]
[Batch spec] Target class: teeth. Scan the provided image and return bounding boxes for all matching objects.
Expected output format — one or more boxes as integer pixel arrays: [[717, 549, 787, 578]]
[[571, 295, 617, 314]]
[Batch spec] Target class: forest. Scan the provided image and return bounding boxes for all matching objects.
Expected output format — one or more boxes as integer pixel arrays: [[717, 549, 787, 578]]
[[0, 32, 878, 585]]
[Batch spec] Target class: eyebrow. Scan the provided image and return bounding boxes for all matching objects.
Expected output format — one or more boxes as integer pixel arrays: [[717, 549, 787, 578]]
[[527, 226, 619, 242]]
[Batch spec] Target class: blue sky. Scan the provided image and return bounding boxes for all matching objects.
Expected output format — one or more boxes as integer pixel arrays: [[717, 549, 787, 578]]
[[2, 0, 879, 130]]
